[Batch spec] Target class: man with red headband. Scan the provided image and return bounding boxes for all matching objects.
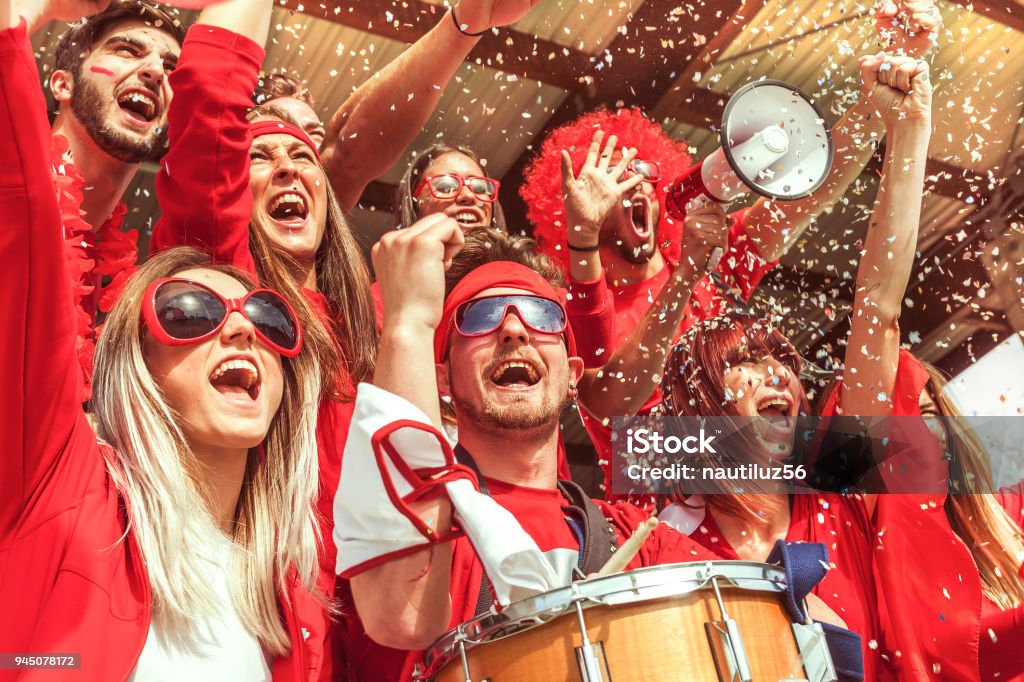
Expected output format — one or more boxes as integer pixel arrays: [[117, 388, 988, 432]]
[[520, 1, 942, 498], [330, 218, 738, 680], [16, 0, 184, 399]]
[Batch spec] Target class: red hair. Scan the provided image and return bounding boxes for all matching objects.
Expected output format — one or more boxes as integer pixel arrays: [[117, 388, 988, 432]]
[[520, 108, 693, 271], [662, 314, 810, 418], [661, 314, 810, 521]]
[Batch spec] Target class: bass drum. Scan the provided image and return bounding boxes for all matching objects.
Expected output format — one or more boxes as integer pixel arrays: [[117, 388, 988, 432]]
[[415, 561, 837, 682]]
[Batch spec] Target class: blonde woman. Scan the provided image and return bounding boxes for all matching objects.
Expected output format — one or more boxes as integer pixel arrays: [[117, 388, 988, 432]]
[[0, 7, 325, 678]]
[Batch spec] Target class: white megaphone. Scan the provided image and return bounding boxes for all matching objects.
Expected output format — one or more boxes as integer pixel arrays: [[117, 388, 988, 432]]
[[665, 79, 834, 272]]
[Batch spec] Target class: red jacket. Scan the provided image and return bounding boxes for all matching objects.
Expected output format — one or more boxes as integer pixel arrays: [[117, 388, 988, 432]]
[[824, 350, 1024, 681], [0, 21, 323, 681]]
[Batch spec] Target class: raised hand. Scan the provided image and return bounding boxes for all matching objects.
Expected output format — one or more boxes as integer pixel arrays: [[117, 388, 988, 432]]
[[859, 53, 932, 128], [560, 129, 645, 249], [9, 0, 109, 31], [452, 0, 542, 34], [874, 0, 941, 58], [372, 213, 465, 333]]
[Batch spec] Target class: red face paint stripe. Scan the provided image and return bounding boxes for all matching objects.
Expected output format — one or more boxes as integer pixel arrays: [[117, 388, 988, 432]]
[[89, 66, 114, 76]]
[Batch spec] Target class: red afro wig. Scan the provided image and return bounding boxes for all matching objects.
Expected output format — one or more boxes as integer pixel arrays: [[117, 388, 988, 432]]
[[520, 107, 693, 272]]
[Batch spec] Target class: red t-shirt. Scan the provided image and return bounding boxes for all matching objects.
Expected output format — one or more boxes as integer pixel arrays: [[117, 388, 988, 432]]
[[672, 494, 883, 681], [337, 476, 718, 681], [573, 209, 777, 499]]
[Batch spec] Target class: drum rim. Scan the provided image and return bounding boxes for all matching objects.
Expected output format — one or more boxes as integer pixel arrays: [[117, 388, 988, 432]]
[[416, 559, 788, 679]]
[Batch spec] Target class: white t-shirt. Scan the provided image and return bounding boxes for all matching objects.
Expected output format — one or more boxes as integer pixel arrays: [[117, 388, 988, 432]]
[[129, 533, 272, 682]]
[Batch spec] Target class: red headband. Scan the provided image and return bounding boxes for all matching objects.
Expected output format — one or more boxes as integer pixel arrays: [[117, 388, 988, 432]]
[[434, 261, 577, 363], [250, 119, 321, 161]]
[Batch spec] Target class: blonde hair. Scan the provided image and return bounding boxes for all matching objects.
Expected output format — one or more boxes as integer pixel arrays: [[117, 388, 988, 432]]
[[91, 247, 323, 654], [923, 362, 1024, 609]]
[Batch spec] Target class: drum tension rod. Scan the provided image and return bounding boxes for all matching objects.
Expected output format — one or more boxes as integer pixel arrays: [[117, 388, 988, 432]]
[[572, 584, 607, 682], [709, 576, 753, 682]]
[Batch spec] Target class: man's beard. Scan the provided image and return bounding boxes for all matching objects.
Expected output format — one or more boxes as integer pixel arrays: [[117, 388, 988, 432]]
[[601, 211, 658, 265], [616, 237, 658, 264], [450, 376, 566, 435], [70, 76, 166, 164]]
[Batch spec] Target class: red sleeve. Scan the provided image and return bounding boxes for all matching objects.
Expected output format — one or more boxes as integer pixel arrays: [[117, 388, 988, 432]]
[[595, 501, 718, 568], [0, 22, 93, 533], [821, 348, 929, 418], [717, 207, 777, 301], [979, 603, 1024, 680], [996, 480, 1024, 533], [149, 25, 265, 273], [565, 278, 615, 368]]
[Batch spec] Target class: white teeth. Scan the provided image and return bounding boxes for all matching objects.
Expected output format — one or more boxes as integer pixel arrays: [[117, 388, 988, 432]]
[[118, 91, 156, 117], [210, 358, 259, 389], [270, 193, 307, 215], [490, 360, 540, 383], [455, 212, 478, 224], [757, 396, 791, 414]]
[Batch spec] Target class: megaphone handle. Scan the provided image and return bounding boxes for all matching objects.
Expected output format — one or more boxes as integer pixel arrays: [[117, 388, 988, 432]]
[[683, 194, 726, 274], [705, 246, 725, 275]]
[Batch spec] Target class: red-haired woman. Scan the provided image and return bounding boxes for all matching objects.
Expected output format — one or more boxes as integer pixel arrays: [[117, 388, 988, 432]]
[[659, 53, 1023, 680], [657, 51, 936, 679]]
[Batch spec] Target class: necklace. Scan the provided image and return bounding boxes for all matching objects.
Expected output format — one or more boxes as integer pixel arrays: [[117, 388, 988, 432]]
[[52, 134, 138, 402]]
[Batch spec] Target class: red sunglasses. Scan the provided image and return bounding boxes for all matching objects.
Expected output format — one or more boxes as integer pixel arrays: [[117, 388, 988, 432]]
[[142, 278, 303, 357], [414, 174, 501, 203], [617, 159, 661, 183]]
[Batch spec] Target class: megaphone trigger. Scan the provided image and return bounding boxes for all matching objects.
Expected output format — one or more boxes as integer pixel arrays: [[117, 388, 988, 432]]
[[686, 195, 710, 214], [705, 246, 725, 275]]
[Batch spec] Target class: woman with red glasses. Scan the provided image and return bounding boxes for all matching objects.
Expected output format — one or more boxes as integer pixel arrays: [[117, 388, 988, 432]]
[[0, 5, 327, 677], [395, 143, 507, 233]]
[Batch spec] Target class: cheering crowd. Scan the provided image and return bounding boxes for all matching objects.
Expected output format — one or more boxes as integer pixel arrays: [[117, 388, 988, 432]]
[[1, 0, 1022, 680]]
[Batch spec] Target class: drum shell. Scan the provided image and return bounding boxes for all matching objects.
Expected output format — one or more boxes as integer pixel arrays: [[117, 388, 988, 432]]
[[431, 563, 808, 681]]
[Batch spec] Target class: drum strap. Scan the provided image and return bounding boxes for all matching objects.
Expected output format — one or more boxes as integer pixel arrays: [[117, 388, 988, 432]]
[[767, 540, 865, 682], [454, 446, 618, 618]]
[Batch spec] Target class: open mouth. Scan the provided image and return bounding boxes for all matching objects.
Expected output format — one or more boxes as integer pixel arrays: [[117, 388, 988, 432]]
[[210, 358, 261, 402], [489, 359, 541, 388], [268, 192, 309, 226], [756, 394, 794, 421], [117, 89, 158, 124], [628, 197, 651, 240]]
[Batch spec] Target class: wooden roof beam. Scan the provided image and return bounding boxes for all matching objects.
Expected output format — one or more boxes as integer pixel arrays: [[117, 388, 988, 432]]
[[280, 0, 592, 91]]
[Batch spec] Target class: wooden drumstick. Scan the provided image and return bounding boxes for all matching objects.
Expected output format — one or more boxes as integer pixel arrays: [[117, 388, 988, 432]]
[[595, 517, 659, 577]]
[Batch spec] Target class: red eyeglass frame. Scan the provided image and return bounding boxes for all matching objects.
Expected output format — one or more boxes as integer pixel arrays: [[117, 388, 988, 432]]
[[414, 174, 501, 203], [625, 159, 661, 182], [141, 277, 303, 358]]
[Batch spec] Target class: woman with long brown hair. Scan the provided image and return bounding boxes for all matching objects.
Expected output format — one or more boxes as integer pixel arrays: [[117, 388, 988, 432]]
[[145, 2, 378, 674]]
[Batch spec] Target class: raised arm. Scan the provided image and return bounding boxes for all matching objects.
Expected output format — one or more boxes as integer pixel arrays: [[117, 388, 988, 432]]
[[347, 213, 465, 651], [742, 0, 940, 261], [148, 0, 271, 271], [322, 0, 541, 211], [840, 54, 931, 416], [0, 9, 93, 531], [578, 202, 729, 420]]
